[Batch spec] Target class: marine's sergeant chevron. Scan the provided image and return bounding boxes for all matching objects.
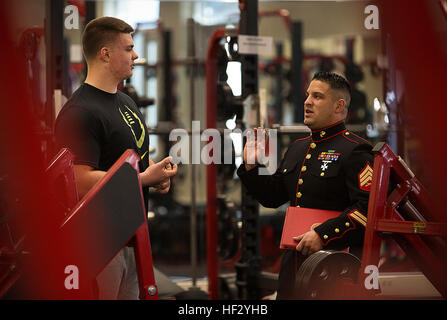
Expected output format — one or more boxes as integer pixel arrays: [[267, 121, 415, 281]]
[[237, 72, 374, 299]]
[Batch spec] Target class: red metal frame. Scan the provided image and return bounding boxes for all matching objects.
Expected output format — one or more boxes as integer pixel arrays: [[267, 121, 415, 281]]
[[206, 28, 233, 300], [0, 149, 76, 298], [359, 143, 447, 298], [51, 149, 158, 299], [120, 150, 159, 300], [259, 9, 292, 31], [46, 148, 79, 213]]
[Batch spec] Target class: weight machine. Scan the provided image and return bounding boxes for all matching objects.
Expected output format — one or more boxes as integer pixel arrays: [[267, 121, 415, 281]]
[[294, 143, 447, 299], [1, 149, 159, 299]]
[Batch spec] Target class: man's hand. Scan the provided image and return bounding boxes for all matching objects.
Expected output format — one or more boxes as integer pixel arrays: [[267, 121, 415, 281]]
[[243, 128, 268, 171], [140, 156, 178, 189], [153, 162, 173, 194], [293, 230, 323, 256]]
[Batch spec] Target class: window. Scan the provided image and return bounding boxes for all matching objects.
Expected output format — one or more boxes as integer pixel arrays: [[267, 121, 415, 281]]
[[102, 0, 159, 29]]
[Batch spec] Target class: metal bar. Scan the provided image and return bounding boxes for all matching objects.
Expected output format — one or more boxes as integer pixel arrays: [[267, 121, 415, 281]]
[[45, 0, 63, 130], [161, 29, 172, 123], [237, 0, 261, 300], [393, 234, 447, 298], [359, 145, 391, 294], [384, 183, 409, 219], [376, 219, 447, 236], [399, 200, 447, 259], [187, 18, 198, 288], [258, 9, 292, 31], [206, 28, 237, 300], [45, 148, 79, 214], [273, 43, 283, 124], [291, 21, 303, 123], [134, 223, 159, 300]]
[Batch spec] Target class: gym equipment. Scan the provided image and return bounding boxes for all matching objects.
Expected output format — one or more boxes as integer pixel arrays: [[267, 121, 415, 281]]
[[293, 143, 447, 299], [0, 178, 26, 298], [206, 0, 280, 300], [206, 26, 238, 300], [47, 149, 159, 299], [217, 196, 239, 261], [359, 143, 447, 298], [122, 79, 155, 109], [45, 148, 79, 217], [295, 250, 361, 299], [236, 0, 267, 301]]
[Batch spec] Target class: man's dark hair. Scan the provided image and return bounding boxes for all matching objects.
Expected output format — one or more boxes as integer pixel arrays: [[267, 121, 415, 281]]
[[82, 16, 134, 61], [312, 71, 351, 107]]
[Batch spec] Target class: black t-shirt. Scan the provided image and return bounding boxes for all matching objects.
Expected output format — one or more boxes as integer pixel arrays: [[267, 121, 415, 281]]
[[55, 83, 150, 208]]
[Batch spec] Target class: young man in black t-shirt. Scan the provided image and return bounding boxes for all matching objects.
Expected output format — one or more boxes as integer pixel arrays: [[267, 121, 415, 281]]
[[55, 17, 177, 299]]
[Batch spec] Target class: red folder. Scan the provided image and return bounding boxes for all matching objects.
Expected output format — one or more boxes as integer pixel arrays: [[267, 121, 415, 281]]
[[280, 207, 341, 249]]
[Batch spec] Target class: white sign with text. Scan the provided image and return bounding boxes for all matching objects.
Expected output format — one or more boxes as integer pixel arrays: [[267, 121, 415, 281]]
[[238, 35, 273, 55]]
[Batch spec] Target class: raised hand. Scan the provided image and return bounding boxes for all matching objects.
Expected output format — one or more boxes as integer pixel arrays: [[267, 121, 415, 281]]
[[243, 127, 268, 171]]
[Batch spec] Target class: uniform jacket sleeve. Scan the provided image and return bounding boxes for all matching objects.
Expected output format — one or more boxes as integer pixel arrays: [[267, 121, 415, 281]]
[[237, 149, 291, 208]]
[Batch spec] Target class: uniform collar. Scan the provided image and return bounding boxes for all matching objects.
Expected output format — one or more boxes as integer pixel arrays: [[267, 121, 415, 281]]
[[311, 120, 346, 142]]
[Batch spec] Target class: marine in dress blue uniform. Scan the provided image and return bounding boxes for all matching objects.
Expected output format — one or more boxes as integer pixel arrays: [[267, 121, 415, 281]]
[[237, 72, 373, 299]]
